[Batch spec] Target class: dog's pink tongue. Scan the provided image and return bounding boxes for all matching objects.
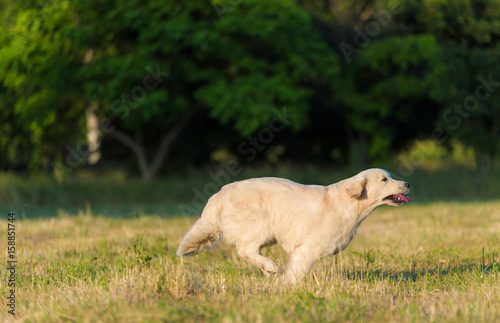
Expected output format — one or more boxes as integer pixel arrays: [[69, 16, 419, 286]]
[[394, 194, 410, 203]]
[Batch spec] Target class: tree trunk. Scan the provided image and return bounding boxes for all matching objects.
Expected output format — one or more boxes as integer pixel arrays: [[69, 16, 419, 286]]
[[86, 103, 101, 165], [346, 129, 368, 171], [108, 107, 199, 180]]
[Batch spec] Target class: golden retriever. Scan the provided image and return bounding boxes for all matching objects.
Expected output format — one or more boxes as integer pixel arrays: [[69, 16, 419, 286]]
[[176, 168, 410, 283]]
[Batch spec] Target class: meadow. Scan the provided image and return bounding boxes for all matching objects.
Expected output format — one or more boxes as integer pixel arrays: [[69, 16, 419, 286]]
[[1, 167, 500, 322]]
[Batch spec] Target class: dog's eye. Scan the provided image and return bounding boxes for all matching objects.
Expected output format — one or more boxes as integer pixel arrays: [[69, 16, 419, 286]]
[[382, 177, 388, 182]]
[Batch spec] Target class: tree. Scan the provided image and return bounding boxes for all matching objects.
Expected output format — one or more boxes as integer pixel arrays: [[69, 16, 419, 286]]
[[1, 0, 338, 179], [0, 0, 85, 171], [336, 35, 447, 166], [401, 0, 500, 167]]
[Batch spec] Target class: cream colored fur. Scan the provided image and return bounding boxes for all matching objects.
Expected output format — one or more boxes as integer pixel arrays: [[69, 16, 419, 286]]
[[176, 168, 410, 284]]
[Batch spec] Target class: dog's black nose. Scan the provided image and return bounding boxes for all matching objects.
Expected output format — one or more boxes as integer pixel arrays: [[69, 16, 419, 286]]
[[405, 182, 410, 188]]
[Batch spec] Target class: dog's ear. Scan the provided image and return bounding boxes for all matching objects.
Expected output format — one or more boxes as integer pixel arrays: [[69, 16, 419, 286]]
[[345, 177, 367, 198]]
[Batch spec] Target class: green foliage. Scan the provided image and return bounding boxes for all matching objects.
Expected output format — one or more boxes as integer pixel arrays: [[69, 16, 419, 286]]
[[401, 0, 500, 160], [72, 0, 337, 135], [436, 45, 500, 159], [338, 35, 447, 160], [0, 0, 85, 169], [0, 0, 337, 172], [196, 0, 339, 135], [1, 0, 499, 174], [409, 0, 500, 46]]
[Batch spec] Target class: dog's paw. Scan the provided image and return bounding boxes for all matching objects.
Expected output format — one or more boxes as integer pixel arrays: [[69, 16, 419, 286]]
[[260, 261, 279, 276]]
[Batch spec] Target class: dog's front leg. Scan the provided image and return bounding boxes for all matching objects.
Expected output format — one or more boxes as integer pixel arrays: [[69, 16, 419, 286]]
[[283, 245, 318, 284]]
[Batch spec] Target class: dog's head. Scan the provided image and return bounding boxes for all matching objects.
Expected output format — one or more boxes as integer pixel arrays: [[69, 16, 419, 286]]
[[345, 168, 410, 206]]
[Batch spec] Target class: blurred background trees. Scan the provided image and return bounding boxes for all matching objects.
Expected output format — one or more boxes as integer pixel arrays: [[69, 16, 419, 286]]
[[1, 0, 499, 180]]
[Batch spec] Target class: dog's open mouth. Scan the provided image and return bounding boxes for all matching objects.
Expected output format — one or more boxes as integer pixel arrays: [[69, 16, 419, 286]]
[[384, 194, 410, 204]]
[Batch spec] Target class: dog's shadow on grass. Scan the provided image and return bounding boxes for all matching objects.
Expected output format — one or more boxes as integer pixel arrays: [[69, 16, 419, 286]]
[[340, 261, 500, 283]]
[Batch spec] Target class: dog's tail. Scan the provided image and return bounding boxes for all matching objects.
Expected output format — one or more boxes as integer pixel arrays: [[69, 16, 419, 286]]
[[176, 194, 222, 257]]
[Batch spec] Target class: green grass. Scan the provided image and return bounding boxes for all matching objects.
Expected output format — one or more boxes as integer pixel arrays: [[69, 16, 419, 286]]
[[1, 201, 499, 322], [2, 165, 500, 217]]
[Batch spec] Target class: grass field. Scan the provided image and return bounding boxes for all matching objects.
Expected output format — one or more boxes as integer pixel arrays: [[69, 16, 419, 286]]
[[1, 200, 499, 322]]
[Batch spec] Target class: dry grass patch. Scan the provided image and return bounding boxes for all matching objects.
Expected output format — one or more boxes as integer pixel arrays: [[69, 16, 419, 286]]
[[1, 202, 499, 322]]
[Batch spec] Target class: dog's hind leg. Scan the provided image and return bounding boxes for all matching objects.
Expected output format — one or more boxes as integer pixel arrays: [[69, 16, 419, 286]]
[[237, 243, 279, 276]]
